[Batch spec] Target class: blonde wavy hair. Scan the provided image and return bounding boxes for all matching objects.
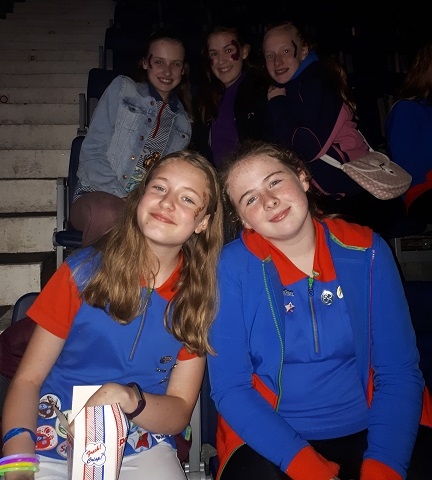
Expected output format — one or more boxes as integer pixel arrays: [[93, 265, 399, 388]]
[[77, 150, 224, 355]]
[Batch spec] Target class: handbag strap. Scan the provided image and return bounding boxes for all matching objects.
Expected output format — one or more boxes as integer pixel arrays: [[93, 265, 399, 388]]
[[357, 129, 374, 152], [313, 104, 374, 161], [320, 153, 343, 169], [320, 129, 376, 168], [312, 104, 348, 161]]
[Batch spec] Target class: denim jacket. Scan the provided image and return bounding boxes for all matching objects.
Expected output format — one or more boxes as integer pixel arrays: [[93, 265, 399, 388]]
[[77, 75, 192, 197]]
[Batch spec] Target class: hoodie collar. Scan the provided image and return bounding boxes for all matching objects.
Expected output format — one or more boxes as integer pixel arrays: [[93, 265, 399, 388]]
[[276, 50, 319, 87], [241, 218, 336, 284]]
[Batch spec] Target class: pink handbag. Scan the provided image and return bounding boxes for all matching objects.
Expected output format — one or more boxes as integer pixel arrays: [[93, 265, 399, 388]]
[[321, 148, 412, 200]]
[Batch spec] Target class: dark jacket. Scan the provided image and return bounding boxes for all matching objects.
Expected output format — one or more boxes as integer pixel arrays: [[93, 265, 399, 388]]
[[267, 55, 368, 195], [190, 67, 269, 167]]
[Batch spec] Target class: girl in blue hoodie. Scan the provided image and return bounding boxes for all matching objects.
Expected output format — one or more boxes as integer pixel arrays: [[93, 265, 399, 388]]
[[207, 140, 430, 480]]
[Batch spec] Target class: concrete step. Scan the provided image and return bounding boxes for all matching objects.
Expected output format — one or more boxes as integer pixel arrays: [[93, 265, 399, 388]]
[[0, 261, 43, 305], [0, 49, 100, 62], [0, 149, 69, 179], [0, 41, 101, 51], [0, 60, 97, 74], [0, 87, 83, 104], [1, 17, 111, 28], [12, 1, 114, 13], [0, 24, 108, 36], [0, 0, 113, 306], [0, 32, 106, 44], [8, 11, 112, 23], [11, 0, 113, 12], [0, 124, 78, 149], [0, 216, 56, 253], [0, 103, 79, 125], [0, 252, 56, 305], [13, 0, 113, 5], [11, 10, 111, 20], [0, 179, 56, 213], [0, 306, 13, 333], [0, 73, 88, 88]]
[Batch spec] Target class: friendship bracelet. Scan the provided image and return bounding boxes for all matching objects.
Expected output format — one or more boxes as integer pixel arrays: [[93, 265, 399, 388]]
[[0, 459, 39, 474], [0, 454, 39, 466], [0, 462, 35, 469], [2, 428, 37, 445], [0, 460, 39, 476], [0, 466, 39, 476]]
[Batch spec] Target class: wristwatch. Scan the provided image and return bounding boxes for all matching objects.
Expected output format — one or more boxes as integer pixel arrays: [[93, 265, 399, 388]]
[[125, 382, 146, 420]]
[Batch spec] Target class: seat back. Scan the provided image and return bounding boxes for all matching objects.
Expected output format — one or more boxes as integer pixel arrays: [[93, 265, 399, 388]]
[[404, 280, 432, 390], [86, 68, 117, 126], [53, 135, 84, 268], [11, 292, 39, 324], [54, 67, 120, 268], [104, 26, 148, 76], [67, 136, 84, 215], [184, 366, 218, 479]]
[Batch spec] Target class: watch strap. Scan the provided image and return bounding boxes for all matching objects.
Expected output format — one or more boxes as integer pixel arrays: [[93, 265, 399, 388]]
[[125, 382, 146, 420]]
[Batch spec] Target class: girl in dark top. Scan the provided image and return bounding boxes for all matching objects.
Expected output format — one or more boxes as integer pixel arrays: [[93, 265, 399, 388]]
[[191, 25, 269, 170], [262, 20, 406, 238]]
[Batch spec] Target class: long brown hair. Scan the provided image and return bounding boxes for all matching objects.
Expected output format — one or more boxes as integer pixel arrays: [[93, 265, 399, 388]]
[[396, 39, 432, 102], [195, 25, 259, 124], [78, 150, 224, 355]]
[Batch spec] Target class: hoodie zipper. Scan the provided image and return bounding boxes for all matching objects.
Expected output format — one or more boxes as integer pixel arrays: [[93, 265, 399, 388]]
[[129, 288, 153, 361], [308, 276, 320, 354]]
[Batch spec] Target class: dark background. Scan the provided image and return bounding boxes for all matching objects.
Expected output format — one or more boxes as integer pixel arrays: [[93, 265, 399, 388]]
[[108, 1, 430, 149]]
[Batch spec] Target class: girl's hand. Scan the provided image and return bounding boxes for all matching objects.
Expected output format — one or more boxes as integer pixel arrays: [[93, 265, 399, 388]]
[[267, 85, 286, 100], [69, 383, 135, 435], [84, 383, 133, 411]]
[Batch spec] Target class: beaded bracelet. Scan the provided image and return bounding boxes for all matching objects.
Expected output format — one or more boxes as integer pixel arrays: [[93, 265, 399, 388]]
[[2, 427, 37, 445]]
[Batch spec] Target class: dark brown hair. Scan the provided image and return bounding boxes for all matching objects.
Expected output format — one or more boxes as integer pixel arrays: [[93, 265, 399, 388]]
[[194, 25, 263, 124], [396, 38, 432, 102]]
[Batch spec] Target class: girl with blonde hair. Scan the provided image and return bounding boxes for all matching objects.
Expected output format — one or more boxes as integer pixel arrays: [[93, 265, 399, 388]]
[[2, 150, 224, 480]]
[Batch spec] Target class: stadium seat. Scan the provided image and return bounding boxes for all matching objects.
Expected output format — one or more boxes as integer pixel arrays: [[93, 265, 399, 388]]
[[52, 135, 84, 269]]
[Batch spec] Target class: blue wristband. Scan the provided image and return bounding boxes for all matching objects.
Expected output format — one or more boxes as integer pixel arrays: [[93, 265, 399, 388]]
[[2, 428, 37, 445]]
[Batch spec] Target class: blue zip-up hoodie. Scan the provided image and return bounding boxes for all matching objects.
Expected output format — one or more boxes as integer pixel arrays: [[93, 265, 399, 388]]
[[207, 219, 424, 480]]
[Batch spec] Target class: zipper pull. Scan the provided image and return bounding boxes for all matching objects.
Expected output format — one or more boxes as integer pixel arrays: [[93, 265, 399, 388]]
[[308, 277, 314, 296]]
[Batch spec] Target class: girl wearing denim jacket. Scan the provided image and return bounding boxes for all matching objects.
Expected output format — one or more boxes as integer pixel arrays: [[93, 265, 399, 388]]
[[71, 29, 193, 245]]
